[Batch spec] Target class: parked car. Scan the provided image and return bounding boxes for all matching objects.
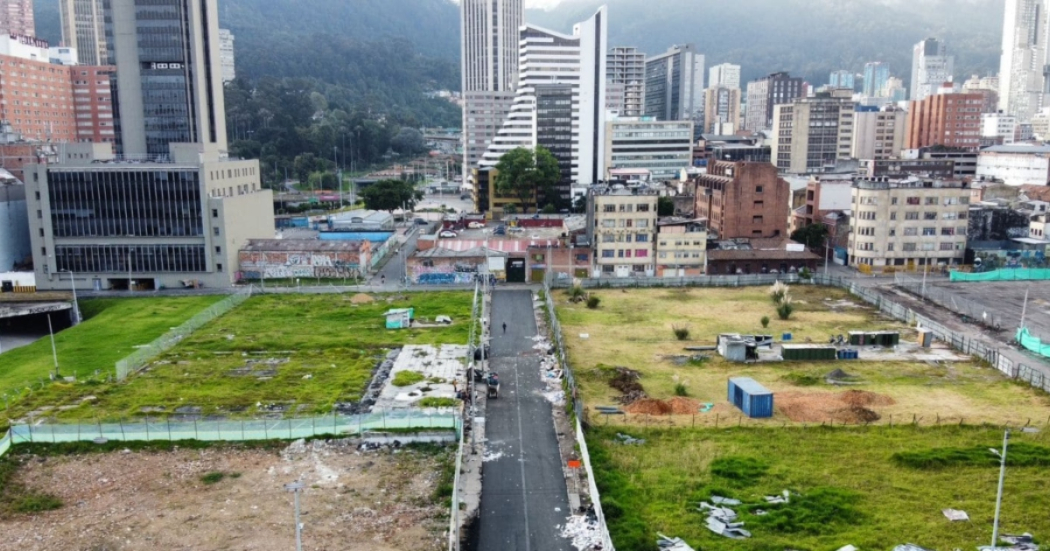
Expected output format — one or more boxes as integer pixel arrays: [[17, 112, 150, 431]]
[[507, 226, 525, 234], [460, 194, 471, 201], [493, 226, 506, 236], [467, 221, 485, 229], [414, 218, 429, 225], [439, 230, 458, 238]]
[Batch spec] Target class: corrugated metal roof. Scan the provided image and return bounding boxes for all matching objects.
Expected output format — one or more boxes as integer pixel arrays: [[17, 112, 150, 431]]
[[414, 247, 508, 258], [982, 144, 1050, 154], [433, 239, 560, 253], [729, 377, 772, 395], [242, 239, 364, 252]]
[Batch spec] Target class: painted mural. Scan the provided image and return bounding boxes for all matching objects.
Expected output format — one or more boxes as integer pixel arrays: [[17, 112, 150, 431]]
[[238, 248, 367, 280]]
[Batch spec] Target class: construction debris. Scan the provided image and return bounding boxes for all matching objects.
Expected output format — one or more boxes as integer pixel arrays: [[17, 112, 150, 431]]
[[942, 508, 969, 522], [764, 490, 791, 504], [698, 499, 751, 539], [979, 533, 1041, 551], [615, 433, 645, 445], [560, 514, 604, 550], [836, 545, 858, 551], [711, 496, 741, 506], [893, 544, 933, 551], [656, 533, 696, 551]]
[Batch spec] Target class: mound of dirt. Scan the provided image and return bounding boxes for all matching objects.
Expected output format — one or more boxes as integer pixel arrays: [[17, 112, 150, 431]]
[[835, 405, 881, 423], [617, 390, 647, 405], [839, 390, 895, 407], [776, 389, 894, 424], [667, 397, 702, 414], [609, 367, 644, 394], [350, 293, 375, 304], [825, 369, 856, 381], [624, 398, 673, 415]]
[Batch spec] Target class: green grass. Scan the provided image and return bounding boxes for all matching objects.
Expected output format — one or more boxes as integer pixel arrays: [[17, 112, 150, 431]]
[[418, 397, 459, 408], [199, 471, 226, 484], [0, 296, 221, 402], [589, 425, 1050, 551], [392, 371, 426, 387], [4, 292, 471, 422]]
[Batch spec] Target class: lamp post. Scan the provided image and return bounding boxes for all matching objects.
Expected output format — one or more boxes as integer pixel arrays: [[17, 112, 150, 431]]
[[284, 481, 304, 551], [62, 269, 81, 324], [990, 430, 1010, 550]]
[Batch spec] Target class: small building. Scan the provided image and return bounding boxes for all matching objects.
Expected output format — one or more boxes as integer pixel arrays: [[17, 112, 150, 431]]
[[384, 308, 414, 329], [327, 209, 395, 232], [727, 377, 774, 418], [706, 238, 820, 275], [781, 344, 838, 361], [238, 239, 372, 281], [409, 246, 507, 285], [656, 217, 708, 277]]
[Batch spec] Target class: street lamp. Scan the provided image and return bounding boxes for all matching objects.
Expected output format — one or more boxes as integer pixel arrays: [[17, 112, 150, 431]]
[[990, 429, 1010, 550], [61, 269, 81, 324], [284, 481, 305, 551]]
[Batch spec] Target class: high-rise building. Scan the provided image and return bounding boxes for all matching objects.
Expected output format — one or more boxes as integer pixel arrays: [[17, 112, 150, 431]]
[[479, 7, 608, 189], [703, 85, 741, 134], [535, 83, 574, 189], [771, 89, 855, 174], [644, 44, 704, 122], [905, 88, 984, 150], [71, 65, 117, 144], [744, 72, 804, 131], [219, 28, 235, 84], [911, 38, 954, 101], [829, 70, 855, 91], [603, 118, 693, 181], [862, 62, 890, 97], [882, 77, 908, 103], [709, 63, 741, 89], [0, 0, 34, 37], [851, 106, 906, 160], [460, 0, 523, 183], [608, 46, 646, 117], [0, 36, 78, 142], [61, 0, 107, 65], [999, 0, 1050, 121], [106, 0, 228, 158]]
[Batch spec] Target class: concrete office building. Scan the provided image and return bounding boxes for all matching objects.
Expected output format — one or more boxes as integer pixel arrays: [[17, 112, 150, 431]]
[[848, 177, 970, 269], [829, 70, 855, 90], [744, 72, 804, 131], [911, 38, 954, 101], [608, 46, 646, 117], [709, 63, 741, 89], [981, 113, 1021, 145], [586, 185, 659, 277], [460, 0, 523, 183], [976, 144, 1050, 186], [863, 62, 890, 98], [604, 118, 693, 181], [105, 0, 228, 158], [693, 160, 791, 239], [25, 144, 274, 291], [535, 83, 574, 200], [905, 90, 983, 150], [479, 7, 608, 187], [704, 86, 741, 134], [0, 0, 33, 37], [644, 44, 704, 122], [771, 89, 855, 174], [851, 107, 906, 160], [656, 217, 707, 277], [219, 28, 235, 84], [61, 0, 107, 65], [999, 0, 1050, 121]]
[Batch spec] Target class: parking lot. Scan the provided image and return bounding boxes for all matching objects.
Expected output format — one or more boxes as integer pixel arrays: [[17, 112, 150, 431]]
[[922, 279, 1050, 340]]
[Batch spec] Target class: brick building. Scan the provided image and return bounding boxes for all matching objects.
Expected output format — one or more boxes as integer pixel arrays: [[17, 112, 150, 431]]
[[0, 0, 34, 37], [905, 90, 983, 151], [693, 160, 791, 239], [0, 38, 78, 143], [71, 65, 116, 144]]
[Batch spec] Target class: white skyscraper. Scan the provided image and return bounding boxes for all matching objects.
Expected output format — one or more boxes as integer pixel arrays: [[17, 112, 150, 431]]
[[911, 38, 954, 101], [708, 63, 741, 90], [460, 0, 524, 183], [999, 0, 1050, 121], [479, 6, 608, 185]]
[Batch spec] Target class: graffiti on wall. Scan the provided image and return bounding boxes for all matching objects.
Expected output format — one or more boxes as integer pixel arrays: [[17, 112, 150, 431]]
[[410, 259, 479, 285], [238, 250, 363, 280]]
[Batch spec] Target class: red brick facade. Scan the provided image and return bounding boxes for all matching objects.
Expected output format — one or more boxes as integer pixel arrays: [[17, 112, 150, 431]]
[[0, 53, 77, 142], [693, 161, 790, 239], [905, 92, 983, 150], [71, 65, 116, 144]]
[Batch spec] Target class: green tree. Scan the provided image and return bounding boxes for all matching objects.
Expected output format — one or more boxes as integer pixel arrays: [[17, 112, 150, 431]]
[[359, 179, 424, 213], [791, 224, 829, 250], [494, 146, 560, 212], [658, 196, 675, 217]]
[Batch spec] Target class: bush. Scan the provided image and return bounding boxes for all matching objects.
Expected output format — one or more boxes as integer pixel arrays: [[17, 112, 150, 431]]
[[586, 296, 601, 309], [769, 281, 791, 304], [674, 383, 689, 396], [750, 487, 863, 535], [710, 456, 769, 484], [200, 472, 226, 485], [569, 285, 586, 302], [776, 302, 795, 320], [892, 443, 1050, 470], [418, 397, 460, 407], [672, 325, 690, 341], [392, 370, 426, 387], [799, 267, 813, 280], [761, 315, 770, 328]]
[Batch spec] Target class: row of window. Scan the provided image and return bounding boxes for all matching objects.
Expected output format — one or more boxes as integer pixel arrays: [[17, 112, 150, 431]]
[[600, 249, 650, 258]]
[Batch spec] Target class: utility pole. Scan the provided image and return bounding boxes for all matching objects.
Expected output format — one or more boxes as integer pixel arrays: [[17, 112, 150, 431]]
[[285, 481, 304, 551], [1019, 286, 1030, 332], [47, 314, 59, 378], [991, 430, 1010, 550]]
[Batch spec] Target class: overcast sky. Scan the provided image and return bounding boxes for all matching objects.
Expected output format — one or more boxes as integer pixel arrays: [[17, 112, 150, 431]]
[[524, 0, 564, 9]]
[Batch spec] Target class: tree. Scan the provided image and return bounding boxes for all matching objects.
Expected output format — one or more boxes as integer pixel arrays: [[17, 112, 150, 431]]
[[658, 196, 675, 217], [494, 146, 560, 212], [391, 128, 426, 155], [359, 179, 423, 213], [791, 223, 829, 250]]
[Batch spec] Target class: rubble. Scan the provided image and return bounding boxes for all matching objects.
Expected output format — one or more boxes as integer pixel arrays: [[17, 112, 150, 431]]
[[614, 433, 645, 445], [764, 490, 791, 504], [979, 533, 1041, 551], [656, 533, 696, 551], [698, 498, 751, 539], [560, 514, 604, 550]]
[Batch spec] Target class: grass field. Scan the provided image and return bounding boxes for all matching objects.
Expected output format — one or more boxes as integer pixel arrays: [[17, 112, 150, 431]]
[[590, 425, 1050, 551], [557, 286, 1050, 426], [0, 296, 221, 399], [3, 292, 472, 423]]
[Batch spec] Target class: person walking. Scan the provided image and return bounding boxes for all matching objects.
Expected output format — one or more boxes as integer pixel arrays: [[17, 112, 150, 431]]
[[381, 274, 386, 285], [502, 322, 507, 335]]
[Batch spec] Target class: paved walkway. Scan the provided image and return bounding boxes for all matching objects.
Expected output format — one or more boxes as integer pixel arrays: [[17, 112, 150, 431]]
[[475, 289, 572, 551]]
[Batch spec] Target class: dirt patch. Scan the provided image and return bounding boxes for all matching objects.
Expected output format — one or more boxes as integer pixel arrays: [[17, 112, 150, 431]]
[[608, 367, 643, 394], [624, 398, 673, 415], [0, 441, 451, 551], [667, 397, 702, 414], [777, 390, 896, 424], [350, 293, 376, 304]]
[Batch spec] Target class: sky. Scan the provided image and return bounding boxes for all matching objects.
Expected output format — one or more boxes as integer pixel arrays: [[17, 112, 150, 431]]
[[524, 0, 565, 9]]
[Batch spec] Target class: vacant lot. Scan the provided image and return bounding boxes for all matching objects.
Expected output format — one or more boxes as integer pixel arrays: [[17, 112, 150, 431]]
[[557, 286, 1050, 426], [0, 296, 221, 397], [0, 440, 452, 551], [7, 292, 472, 422], [590, 425, 1050, 551]]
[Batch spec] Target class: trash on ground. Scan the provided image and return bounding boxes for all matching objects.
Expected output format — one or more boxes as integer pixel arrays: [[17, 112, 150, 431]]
[[764, 490, 791, 504], [893, 544, 933, 551], [615, 432, 645, 445], [711, 495, 742, 506], [697, 498, 750, 539], [836, 545, 858, 551], [942, 508, 969, 522], [560, 514, 603, 550], [434, 315, 452, 324], [699, 403, 715, 413], [978, 533, 1042, 551], [656, 533, 696, 551]]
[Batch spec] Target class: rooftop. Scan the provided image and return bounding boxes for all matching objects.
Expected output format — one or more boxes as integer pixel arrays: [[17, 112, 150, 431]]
[[242, 239, 366, 253], [853, 177, 969, 190], [981, 144, 1050, 155], [414, 247, 508, 259]]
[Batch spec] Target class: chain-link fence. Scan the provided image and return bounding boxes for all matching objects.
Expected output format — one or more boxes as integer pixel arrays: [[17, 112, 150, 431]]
[[553, 273, 809, 289], [115, 287, 253, 380], [893, 273, 1006, 330]]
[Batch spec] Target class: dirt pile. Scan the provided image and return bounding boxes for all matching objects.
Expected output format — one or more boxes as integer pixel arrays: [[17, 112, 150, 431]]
[[350, 293, 375, 304], [840, 390, 896, 407], [777, 390, 895, 424], [667, 397, 702, 414], [608, 366, 646, 404], [624, 398, 673, 415]]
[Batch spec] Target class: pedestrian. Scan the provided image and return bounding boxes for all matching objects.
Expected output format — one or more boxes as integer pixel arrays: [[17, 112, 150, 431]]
[[381, 274, 386, 285], [502, 321, 507, 334]]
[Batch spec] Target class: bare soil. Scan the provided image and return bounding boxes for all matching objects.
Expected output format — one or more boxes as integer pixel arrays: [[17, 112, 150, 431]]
[[777, 390, 896, 424], [0, 441, 450, 551]]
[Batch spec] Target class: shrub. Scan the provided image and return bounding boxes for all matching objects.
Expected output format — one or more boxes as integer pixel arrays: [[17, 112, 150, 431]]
[[672, 325, 690, 341], [769, 281, 791, 304], [750, 487, 863, 535], [586, 296, 601, 309], [710, 456, 769, 484], [674, 383, 689, 396], [392, 371, 425, 387], [761, 315, 770, 328], [799, 267, 813, 280], [892, 443, 1050, 470], [200, 472, 226, 485], [776, 302, 795, 320], [418, 397, 460, 407], [569, 285, 586, 302]]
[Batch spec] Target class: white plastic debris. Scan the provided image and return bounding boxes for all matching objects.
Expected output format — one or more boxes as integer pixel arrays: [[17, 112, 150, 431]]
[[657, 533, 696, 551], [837, 545, 858, 551], [942, 509, 969, 522], [560, 514, 603, 550]]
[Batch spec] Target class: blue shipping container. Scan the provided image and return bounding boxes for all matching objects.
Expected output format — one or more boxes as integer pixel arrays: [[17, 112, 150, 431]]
[[727, 377, 774, 418]]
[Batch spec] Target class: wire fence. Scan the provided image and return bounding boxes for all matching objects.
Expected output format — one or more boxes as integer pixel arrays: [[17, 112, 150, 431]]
[[893, 273, 1006, 330], [0, 409, 460, 454], [552, 273, 811, 289], [115, 287, 253, 380]]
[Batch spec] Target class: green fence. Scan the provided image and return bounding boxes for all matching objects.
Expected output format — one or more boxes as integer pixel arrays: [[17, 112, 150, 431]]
[[951, 268, 1050, 282], [1018, 328, 1050, 359]]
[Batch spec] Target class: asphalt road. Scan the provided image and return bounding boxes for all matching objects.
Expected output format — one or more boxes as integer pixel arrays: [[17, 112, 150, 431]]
[[373, 228, 420, 285], [475, 289, 572, 551]]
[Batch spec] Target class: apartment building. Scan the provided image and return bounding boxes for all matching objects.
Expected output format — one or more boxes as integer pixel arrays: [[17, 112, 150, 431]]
[[0, 0, 34, 37], [771, 89, 855, 174], [905, 90, 983, 150], [693, 160, 790, 239], [704, 86, 741, 134], [25, 144, 275, 291], [851, 106, 906, 160], [656, 217, 707, 277], [604, 118, 693, 181], [744, 72, 804, 131], [61, 0, 107, 65], [0, 36, 78, 143], [586, 186, 659, 277], [608, 46, 646, 117], [848, 177, 971, 269], [71, 65, 116, 144]]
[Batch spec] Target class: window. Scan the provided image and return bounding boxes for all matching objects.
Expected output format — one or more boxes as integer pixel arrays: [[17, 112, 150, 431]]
[[601, 219, 615, 228], [906, 197, 920, 205], [904, 228, 917, 236], [602, 250, 614, 258], [903, 243, 917, 251], [905, 212, 919, 220], [940, 242, 954, 250], [941, 227, 955, 236], [635, 234, 648, 242], [603, 234, 615, 243], [923, 212, 937, 220], [603, 205, 615, 213], [212, 209, 218, 218], [922, 227, 936, 236], [887, 243, 895, 251], [659, 252, 667, 259], [925, 197, 939, 205], [617, 249, 625, 258], [637, 219, 648, 228], [636, 203, 650, 212], [756, 186, 764, 193], [636, 249, 648, 258], [754, 201, 764, 208], [215, 246, 222, 254], [891, 197, 898, 205], [217, 263, 224, 272], [213, 227, 220, 236], [753, 216, 764, 224], [890, 212, 897, 220]]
